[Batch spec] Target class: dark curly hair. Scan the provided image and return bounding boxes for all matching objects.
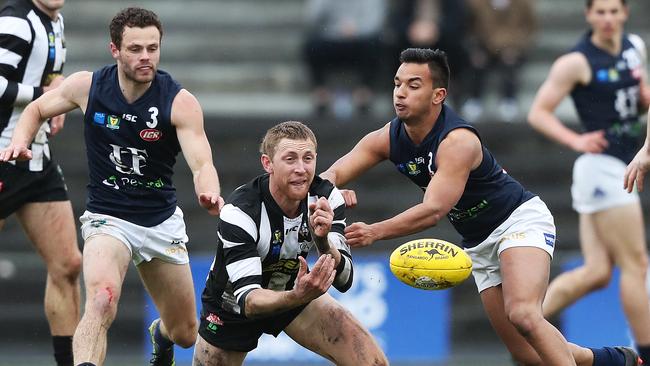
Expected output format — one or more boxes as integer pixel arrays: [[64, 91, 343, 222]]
[[110, 7, 163, 49]]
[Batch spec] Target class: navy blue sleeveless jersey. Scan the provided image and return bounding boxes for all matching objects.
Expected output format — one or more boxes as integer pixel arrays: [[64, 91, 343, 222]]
[[389, 105, 535, 247], [83, 65, 182, 227], [570, 31, 645, 163]]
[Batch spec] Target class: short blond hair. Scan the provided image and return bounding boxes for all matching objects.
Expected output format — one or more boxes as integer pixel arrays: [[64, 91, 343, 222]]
[[260, 121, 317, 158]]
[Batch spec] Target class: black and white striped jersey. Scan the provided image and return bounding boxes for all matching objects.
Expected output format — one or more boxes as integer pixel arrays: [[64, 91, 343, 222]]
[[0, 0, 66, 171], [201, 174, 353, 319]]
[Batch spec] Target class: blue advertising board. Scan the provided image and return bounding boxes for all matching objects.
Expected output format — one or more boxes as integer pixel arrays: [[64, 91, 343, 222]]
[[144, 254, 450, 364]]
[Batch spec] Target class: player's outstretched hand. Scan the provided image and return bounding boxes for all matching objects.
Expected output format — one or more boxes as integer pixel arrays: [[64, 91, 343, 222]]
[[570, 130, 608, 153], [293, 255, 335, 303], [199, 193, 224, 216], [624, 147, 650, 193], [0, 143, 32, 162], [309, 197, 333, 238], [344, 222, 379, 247], [339, 189, 357, 208]]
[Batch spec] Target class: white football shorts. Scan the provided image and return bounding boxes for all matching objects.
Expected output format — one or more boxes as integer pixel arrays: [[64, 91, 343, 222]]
[[571, 153, 639, 214], [465, 196, 556, 293], [79, 207, 189, 265]]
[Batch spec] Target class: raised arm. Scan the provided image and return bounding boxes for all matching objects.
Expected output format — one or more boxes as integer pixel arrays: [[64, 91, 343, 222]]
[[0, 71, 91, 162], [172, 89, 223, 215], [320, 122, 390, 187], [527, 52, 608, 153], [345, 128, 483, 246]]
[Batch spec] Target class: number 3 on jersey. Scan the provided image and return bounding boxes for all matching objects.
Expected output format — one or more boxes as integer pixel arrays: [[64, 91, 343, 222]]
[[146, 107, 159, 128]]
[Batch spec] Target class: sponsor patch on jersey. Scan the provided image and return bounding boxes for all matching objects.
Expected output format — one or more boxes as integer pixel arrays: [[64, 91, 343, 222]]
[[140, 128, 162, 142], [543, 233, 555, 247], [596, 69, 609, 82], [93, 112, 106, 125], [608, 68, 619, 82], [106, 115, 120, 130]]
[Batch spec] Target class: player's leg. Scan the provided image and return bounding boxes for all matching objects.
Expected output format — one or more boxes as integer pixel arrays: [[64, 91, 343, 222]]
[[592, 203, 650, 354], [192, 335, 247, 366], [17, 201, 81, 335], [501, 247, 579, 364], [284, 293, 388, 366], [138, 259, 198, 349], [543, 213, 613, 318], [73, 234, 131, 365]]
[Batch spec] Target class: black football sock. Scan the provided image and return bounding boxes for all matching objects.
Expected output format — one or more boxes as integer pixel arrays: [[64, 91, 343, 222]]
[[154, 320, 174, 349], [52, 335, 73, 366], [590, 347, 625, 366]]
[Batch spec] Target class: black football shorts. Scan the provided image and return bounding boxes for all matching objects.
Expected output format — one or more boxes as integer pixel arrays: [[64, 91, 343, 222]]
[[0, 161, 69, 219], [198, 303, 308, 353]]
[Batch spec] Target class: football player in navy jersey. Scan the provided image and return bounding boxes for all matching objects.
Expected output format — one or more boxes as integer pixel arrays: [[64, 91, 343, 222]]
[[528, 1, 650, 362], [192, 121, 387, 366], [321, 47, 642, 365], [0, 7, 223, 366]]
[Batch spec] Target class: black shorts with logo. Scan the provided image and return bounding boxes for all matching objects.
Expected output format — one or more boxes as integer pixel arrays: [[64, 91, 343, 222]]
[[198, 303, 308, 353], [0, 161, 69, 219]]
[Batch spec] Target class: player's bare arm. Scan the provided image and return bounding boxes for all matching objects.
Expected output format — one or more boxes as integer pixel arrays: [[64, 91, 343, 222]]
[[345, 128, 482, 247], [625, 110, 650, 193], [243, 255, 336, 318], [0, 71, 91, 162], [320, 122, 391, 187], [528, 52, 608, 153], [308, 196, 342, 265], [172, 89, 224, 215]]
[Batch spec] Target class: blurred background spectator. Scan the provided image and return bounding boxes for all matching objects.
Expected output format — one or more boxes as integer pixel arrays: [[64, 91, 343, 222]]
[[461, 0, 537, 123], [384, 0, 469, 107], [302, 0, 387, 120]]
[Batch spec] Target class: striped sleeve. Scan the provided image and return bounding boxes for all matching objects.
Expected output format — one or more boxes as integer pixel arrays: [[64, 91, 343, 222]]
[[0, 15, 42, 106], [218, 204, 263, 306], [326, 186, 353, 292]]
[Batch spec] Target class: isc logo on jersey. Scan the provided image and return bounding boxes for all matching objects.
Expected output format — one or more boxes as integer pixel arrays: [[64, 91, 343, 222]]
[[140, 128, 162, 142], [389, 238, 472, 290]]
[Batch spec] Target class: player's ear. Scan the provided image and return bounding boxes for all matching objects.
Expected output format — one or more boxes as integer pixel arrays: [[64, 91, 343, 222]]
[[261, 154, 273, 174], [109, 42, 120, 59], [432, 87, 447, 105]]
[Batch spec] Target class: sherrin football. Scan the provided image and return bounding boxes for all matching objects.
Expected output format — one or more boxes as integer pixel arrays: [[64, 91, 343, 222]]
[[389, 238, 472, 290]]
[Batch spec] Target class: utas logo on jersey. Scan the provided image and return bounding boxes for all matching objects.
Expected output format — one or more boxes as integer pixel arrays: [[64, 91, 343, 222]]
[[106, 115, 121, 130], [93, 112, 106, 125], [140, 129, 162, 142]]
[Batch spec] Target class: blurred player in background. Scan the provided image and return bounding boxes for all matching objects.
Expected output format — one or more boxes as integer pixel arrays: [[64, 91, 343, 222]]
[[0, 0, 80, 365], [528, 1, 650, 362], [193, 121, 387, 366], [0, 7, 224, 366], [322, 47, 642, 365]]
